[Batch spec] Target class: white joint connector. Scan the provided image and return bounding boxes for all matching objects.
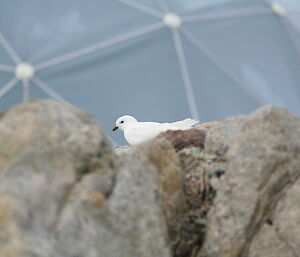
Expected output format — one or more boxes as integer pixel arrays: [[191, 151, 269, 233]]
[[271, 2, 286, 16], [163, 13, 182, 29], [15, 63, 35, 81]]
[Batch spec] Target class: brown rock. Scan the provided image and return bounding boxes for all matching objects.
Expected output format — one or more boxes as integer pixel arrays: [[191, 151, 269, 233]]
[[156, 129, 206, 151], [88, 192, 106, 208], [138, 137, 225, 257]]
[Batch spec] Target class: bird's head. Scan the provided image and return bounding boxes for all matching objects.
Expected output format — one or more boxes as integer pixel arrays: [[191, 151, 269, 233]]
[[113, 115, 138, 131]]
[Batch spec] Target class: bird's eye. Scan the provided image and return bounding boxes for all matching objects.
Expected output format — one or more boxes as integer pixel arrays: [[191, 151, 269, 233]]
[[120, 121, 124, 124]]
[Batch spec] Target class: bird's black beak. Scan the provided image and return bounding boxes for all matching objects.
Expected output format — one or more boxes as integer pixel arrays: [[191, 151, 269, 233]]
[[113, 126, 118, 131]]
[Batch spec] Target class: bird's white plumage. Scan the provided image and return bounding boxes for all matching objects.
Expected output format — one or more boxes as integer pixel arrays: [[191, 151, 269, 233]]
[[114, 115, 198, 145]]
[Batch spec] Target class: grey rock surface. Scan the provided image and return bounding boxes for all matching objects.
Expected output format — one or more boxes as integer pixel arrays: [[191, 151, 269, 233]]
[[0, 100, 170, 257], [205, 115, 247, 156], [54, 151, 170, 257], [199, 106, 300, 257], [1, 101, 300, 257], [249, 175, 300, 257]]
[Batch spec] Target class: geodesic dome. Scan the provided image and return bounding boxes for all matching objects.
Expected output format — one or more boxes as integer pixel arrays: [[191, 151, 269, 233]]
[[0, 0, 300, 144]]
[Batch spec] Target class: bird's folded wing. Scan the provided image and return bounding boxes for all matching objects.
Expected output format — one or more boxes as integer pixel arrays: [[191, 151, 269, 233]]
[[129, 122, 168, 142], [168, 118, 199, 129]]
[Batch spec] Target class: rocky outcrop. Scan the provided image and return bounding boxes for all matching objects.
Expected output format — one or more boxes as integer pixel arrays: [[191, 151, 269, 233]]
[[199, 106, 300, 257], [0, 100, 169, 257], [0, 100, 299, 257]]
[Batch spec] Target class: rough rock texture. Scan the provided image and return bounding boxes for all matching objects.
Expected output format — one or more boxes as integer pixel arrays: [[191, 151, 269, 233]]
[[205, 115, 247, 156], [157, 129, 206, 151], [199, 106, 300, 257], [144, 129, 224, 257], [0, 100, 170, 257], [249, 178, 300, 257], [0, 101, 300, 257]]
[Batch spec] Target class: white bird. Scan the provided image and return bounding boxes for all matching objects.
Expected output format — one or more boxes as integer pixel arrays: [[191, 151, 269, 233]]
[[113, 115, 199, 145]]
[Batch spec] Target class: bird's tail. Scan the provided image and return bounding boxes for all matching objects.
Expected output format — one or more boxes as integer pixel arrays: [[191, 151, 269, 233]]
[[170, 118, 199, 130]]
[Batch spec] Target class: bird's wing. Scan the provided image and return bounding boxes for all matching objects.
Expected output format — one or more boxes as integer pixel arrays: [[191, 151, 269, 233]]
[[125, 122, 172, 145], [133, 122, 169, 138], [167, 118, 199, 130]]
